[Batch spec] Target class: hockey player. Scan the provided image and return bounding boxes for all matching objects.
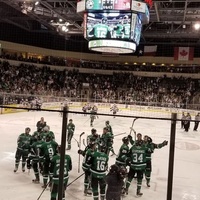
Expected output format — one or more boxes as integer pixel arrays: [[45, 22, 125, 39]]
[[121, 15, 130, 39], [193, 113, 200, 131], [31, 127, 43, 144], [184, 112, 191, 132], [36, 117, 47, 132], [128, 132, 143, 145], [36, 97, 42, 110], [90, 109, 96, 127], [66, 119, 75, 150], [50, 145, 72, 200], [105, 164, 127, 200], [14, 127, 32, 173], [27, 134, 45, 183], [86, 144, 109, 200], [87, 129, 99, 145], [92, 104, 98, 118], [88, 17, 112, 39], [99, 127, 115, 156], [41, 125, 55, 141], [181, 112, 186, 129], [110, 104, 119, 118], [82, 104, 88, 116], [123, 140, 149, 197], [105, 121, 113, 135], [115, 136, 130, 167], [39, 134, 58, 188], [143, 135, 168, 187], [78, 140, 97, 196]]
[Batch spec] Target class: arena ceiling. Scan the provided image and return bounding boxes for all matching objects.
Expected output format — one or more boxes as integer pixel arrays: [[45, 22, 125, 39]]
[[0, 0, 200, 46]]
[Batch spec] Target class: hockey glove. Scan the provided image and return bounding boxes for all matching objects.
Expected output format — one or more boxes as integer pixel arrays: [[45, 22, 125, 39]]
[[125, 158, 131, 166], [162, 140, 168, 146], [78, 149, 83, 155], [127, 135, 132, 140]]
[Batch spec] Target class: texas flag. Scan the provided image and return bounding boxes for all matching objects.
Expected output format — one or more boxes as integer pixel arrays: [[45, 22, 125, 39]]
[[174, 47, 194, 61]]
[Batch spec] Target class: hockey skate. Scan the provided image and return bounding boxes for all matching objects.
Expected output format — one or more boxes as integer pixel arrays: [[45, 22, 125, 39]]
[[66, 144, 71, 150], [100, 196, 105, 200], [110, 152, 116, 156], [121, 187, 128, 196], [41, 184, 48, 188], [84, 188, 92, 196], [136, 189, 143, 197], [32, 179, 40, 184], [13, 167, 18, 173], [146, 181, 150, 187]]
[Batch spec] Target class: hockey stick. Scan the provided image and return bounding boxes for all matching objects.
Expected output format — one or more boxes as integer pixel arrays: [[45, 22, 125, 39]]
[[73, 137, 79, 148], [66, 172, 85, 188], [129, 118, 138, 141], [83, 117, 90, 125], [82, 138, 86, 147], [78, 132, 85, 173], [37, 180, 51, 200], [113, 132, 127, 137]]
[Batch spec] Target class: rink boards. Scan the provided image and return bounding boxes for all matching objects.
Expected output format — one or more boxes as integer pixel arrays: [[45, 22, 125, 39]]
[[0, 101, 198, 120]]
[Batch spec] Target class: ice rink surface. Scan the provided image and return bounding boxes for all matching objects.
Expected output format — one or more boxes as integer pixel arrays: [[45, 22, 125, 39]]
[[0, 107, 200, 200]]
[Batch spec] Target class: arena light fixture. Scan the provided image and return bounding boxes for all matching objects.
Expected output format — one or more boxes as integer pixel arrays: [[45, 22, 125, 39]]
[[61, 25, 68, 32], [194, 23, 200, 30], [35, 1, 39, 6]]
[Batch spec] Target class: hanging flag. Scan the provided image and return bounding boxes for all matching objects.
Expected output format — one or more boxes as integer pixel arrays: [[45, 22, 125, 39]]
[[144, 45, 157, 56], [174, 47, 194, 61]]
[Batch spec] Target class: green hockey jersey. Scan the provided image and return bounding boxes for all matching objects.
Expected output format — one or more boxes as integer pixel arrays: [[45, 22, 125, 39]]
[[89, 24, 111, 38], [122, 24, 130, 39], [50, 153, 72, 184], [67, 123, 75, 134], [116, 144, 130, 166], [87, 151, 109, 178], [40, 140, 58, 161], [129, 144, 147, 171], [99, 132, 113, 150], [114, 24, 124, 38], [82, 148, 95, 171], [144, 142, 166, 161], [17, 133, 32, 151], [29, 140, 45, 162]]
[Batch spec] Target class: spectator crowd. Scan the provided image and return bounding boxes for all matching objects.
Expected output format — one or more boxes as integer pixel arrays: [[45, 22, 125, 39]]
[[0, 59, 199, 109], [1, 53, 200, 73]]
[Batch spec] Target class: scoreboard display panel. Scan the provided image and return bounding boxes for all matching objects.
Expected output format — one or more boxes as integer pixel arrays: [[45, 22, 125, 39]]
[[85, 0, 131, 10], [85, 12, 132, 40]]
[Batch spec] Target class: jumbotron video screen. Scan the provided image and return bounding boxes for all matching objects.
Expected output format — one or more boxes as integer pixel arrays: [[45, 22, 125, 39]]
[[131, 13, 142, 46], [85, 0, 131, 10], [85, 12, 132, 40]]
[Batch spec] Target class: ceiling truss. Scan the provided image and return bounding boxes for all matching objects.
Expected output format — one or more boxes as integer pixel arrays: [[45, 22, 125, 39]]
[[0, 0, 200, 45]]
